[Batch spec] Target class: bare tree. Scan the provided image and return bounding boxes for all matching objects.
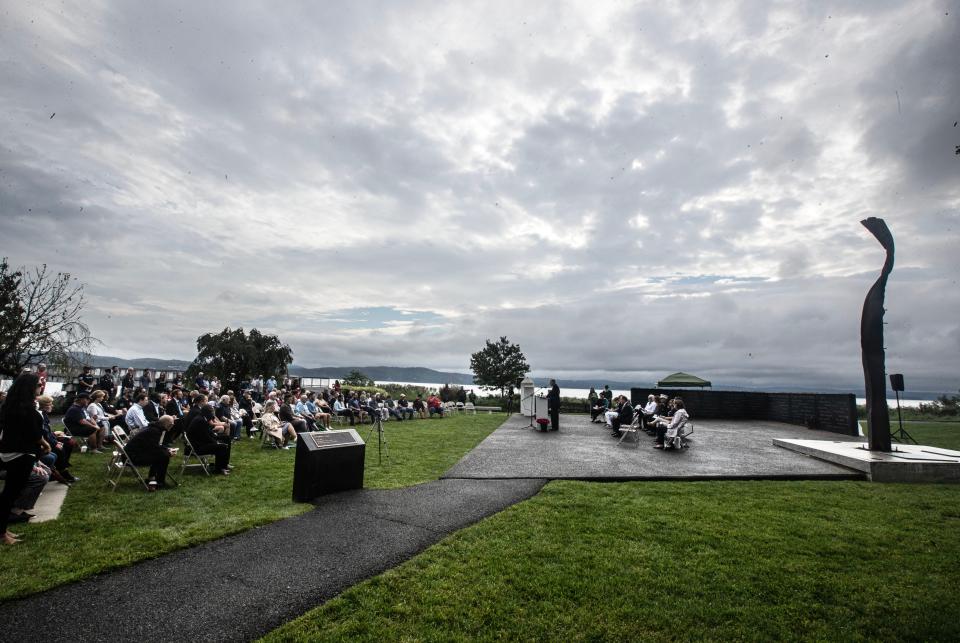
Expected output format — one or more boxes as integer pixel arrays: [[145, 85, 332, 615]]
[[0, 259, 98, 377]]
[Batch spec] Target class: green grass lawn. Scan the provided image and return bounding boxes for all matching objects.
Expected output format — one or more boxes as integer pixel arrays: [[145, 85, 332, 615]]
[[896, 421, 960, 451], [264, 480, 960, 642], [0, 412, 506, 602]]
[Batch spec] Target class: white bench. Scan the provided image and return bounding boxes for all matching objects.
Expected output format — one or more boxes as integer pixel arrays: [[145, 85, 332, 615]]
[[472, 405, 501, 414]]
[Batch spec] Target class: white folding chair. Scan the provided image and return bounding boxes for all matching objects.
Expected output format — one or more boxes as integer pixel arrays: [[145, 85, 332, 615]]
[[106, 439, 151, 491], [664, 421, 694, 449], [617, 413, 643, 447]]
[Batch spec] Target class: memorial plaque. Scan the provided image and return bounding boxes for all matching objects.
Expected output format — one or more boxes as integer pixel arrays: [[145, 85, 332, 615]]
[[293, 429, 365, 502], [309, 432, 358, 449]]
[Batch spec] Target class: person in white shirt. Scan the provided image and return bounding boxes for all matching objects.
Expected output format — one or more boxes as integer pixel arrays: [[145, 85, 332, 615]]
[[639, 394, 659, 433], [125, 393, 151, 433], [87, 390, 121, 438]]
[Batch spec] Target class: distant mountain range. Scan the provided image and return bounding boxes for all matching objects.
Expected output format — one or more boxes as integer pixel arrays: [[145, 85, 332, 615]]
[[82, 355, 945, 399], [86, 355, 641, 388]]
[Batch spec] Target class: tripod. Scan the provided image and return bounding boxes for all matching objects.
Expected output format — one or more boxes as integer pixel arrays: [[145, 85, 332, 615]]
[[366, 414, 390, 465], [889, 389, 916, 444], [520, 392, 537, 429]]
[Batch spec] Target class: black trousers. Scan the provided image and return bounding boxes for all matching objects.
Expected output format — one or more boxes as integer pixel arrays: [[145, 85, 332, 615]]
[[0, 454, 36, 534], [655, 424, 669, 444], [549, 407, 559, 430], [131, 452, 171, 483], [194, 442, 230, 471], [336, 410, 356, 425]]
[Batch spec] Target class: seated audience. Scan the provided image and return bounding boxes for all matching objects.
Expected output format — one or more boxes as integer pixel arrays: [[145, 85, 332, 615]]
[[124, 392, 151, 434], [7, 459, 51, 526], [144, 393, 164, 423], [216, 395, 243, 441], [332, 395, 356, 426], [639, 394, 659, 433], [610, 395, 635, 438], [309, 393, 332, 429], [238, 392, 257, 436], [37, 395, 78, 484], [124, 415, 177, 489], [185, 403, 232, 475], [347, 393, 369, 424], [0, 372, 48, 545], [413, 395, 427, 419], [64, 392, 105, 451], [603, 398, 620, 428], [654, 398, 690, 449], [295, 394, 320, 431], [591, 395, 610, 423], [260, 400, 297, 447], [427, 394, 444, 418], [165, 388, 188, 434], [87, 390, 122, 440], [279, 395, 309, 434], [396, 394, 415, 420]]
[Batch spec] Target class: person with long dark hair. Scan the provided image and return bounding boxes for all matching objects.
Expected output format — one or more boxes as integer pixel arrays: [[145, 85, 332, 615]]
[[0, 371, 49, 545]]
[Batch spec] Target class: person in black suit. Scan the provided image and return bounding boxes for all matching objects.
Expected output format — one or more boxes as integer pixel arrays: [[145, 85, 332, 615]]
[[164, 389, 187, 440], [546, 379, 561, 432], [124, 416, 176, 488], [610, 396, 635, 438], [185, 404, 232, 475], [144, 393, 163, 423]]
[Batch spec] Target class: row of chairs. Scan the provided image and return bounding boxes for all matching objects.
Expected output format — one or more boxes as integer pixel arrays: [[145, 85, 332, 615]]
[[617, 414, 694, 449], [106, 426, 226, 491], [105, 427, 183, 491]]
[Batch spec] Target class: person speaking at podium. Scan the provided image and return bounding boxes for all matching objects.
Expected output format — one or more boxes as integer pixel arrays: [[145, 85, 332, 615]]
[[546, 379, 560, 432]]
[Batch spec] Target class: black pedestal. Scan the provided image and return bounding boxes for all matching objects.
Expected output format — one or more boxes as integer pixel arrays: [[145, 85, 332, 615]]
[[292, 429, 365, 502]]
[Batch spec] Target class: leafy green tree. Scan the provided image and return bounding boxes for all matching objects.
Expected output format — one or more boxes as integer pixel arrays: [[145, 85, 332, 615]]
[[0, 259, 97, 376], [185, 327, 292, 383], [470, 336, 530, 410], [342, 369, 374, 387]]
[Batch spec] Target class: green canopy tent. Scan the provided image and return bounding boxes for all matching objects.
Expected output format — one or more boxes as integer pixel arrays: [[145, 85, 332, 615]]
[[656, 372, 712, 388]]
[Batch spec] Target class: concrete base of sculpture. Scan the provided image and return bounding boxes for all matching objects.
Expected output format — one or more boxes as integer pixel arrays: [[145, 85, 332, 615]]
[[774, 439, 960, 482]]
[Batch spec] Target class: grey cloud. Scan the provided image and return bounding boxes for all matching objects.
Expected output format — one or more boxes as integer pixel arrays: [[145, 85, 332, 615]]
[[0, 1, 956, 395]]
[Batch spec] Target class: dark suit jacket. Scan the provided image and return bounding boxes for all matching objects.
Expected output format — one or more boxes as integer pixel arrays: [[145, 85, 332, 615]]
[[186, 414, 217, 449], [547, 385, 560, 409], [144, 401, 161, 422], [124, 423, 168, 464]]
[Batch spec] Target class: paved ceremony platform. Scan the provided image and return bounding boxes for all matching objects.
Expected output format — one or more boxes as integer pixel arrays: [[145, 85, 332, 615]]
[[443, 413, 865, 480]]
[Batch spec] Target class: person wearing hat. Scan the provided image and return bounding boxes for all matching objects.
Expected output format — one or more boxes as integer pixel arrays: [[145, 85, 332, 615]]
[[63, 391, 105, 452], [396, 393, 414, 420]]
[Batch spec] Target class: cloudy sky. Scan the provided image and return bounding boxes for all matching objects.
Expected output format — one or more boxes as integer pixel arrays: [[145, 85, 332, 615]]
[[1, 1, 957, 392]]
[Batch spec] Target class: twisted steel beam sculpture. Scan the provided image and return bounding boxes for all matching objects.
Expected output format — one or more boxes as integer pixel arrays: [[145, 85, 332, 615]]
[[860, 217, 894, 451]]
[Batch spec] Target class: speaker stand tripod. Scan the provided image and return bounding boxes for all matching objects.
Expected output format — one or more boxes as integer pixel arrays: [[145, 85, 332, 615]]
[[366, 415, 390, 464], [889, 390, 916, 444]]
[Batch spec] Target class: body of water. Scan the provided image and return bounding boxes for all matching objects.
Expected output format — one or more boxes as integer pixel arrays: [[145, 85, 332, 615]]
[[376, 380, 929, 408]]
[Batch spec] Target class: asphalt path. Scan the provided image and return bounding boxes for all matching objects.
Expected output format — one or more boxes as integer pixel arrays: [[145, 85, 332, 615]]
[[0, 478, 545, 642]]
